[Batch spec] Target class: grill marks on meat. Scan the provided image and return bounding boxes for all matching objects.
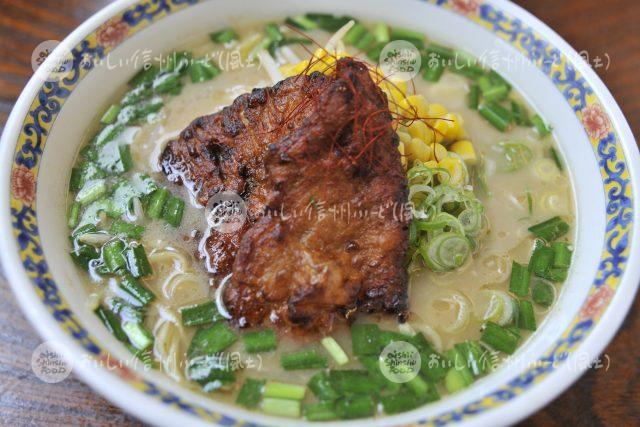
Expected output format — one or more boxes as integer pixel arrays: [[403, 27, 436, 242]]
[[225, 59, 409, 332], [161, 58, 409, 333], [161, 72, 329, 275]]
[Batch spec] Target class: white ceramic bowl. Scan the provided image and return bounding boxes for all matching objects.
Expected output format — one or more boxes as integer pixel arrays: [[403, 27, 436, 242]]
[[1, 0, 639, 426]]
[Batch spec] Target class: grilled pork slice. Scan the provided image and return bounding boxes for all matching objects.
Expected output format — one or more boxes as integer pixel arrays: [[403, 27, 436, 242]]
[[161, 71, 330, 275], [224, 59, 410, 332]]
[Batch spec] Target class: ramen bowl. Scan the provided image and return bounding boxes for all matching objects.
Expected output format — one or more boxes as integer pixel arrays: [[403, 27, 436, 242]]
[[1, 0, 638, 426]]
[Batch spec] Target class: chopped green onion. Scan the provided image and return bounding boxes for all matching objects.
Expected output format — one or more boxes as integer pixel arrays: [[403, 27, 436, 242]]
[[528, 216, 569, 241], [119, 272, 155, 306], [327, 370, 372, 395], [532, 114, 551, 137], [530, 245, 554, 277], [498, 142, 533, 172], [410, 332, 447, 382], [321, 336, 349, 365], [285, 15, 318, 31], [121, 83, 153, 106], [359, 355, 401, 392], [449, 53, 484, 79], [477, 75, 508, 102], [541, 267, 568, 282], [366, 42, 385, 62], [468, 84, 479, 110], [406, 374, 430, 396], [70, 243, 100, 270], [236, 378, 264, 408], [162, 196, 185, 227], [122, 321, 153, 350], [526, 190, 533, 215], [187, 322, 238, 358], [306, 13, 353, 32], [381, 392, 422, 414], [262, 397, 301, 418], [110, 219, 145, 239], [303, 401, 338, 421], [423, 61, 445, 82], [67, 202, 80, 229], [307, 371, 340, 401], [180, 301, 220, 327], [106, 296, 144, 323], [350, 323, 381, 356], [426, 43, 454, 61], [129, 65, 160, 87], [355, 32, 375, 50], [166, 51, 192, 73], [95, 305, 128, 343], [189, 58, 221, 83], [100, 104, 121, 124], [102, 239, 127, 272], [550, 147, 563, 171], [210, 28, 238, 44], [147, 188, 169, 219], [95, 123, 125, 146], [517, 299, 536, 331], [69, 167, 82, 192], [419, 231, 471, 271], [119, 144, 134, 172], [75, 179, 107, 205], [335, 394, 375, 420], [186, 355, 235, 388], [454, 340, 488, 377], [510, 100, 531, 126], [532, 279, 555, 307], [243, 329, 277, 353], [125, 244, 153, 278], [117, 97, 163, 125], [478, 102, 511, 131], [281, 349, 327, 370], [444, 347, 474, 386], [480, 321, 520, 354], [344, 22, 367, 45], [152, 71, 182, 94], [552, 242, 572, 268], [389, 26, 425, 47], [373, 22, 390, 43], [263, 381, 306, 400], [444, 366, 472, 393], [509, 261, 530, 297]]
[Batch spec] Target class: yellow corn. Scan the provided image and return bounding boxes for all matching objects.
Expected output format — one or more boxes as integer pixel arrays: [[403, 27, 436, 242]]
[[449, 139, 477, 165], [432, 143, 448, 162], [424, 160, 438, 168], [426, 103, 448, 120], [406, 137, 434, 163], [279, 48, 349, 78], [438, 155, 465, 186], [397, 130, 412, 144], [398, 141, 407, 168], [399, 94, 430, 118]]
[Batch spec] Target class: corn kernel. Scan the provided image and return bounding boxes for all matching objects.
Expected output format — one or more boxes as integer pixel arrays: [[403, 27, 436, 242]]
[[432, 143, 448, 162], [279, 64, 298, 78], [438, 155, 465, 186], [406, 137, 434, 163], [432, 119, 450, 144], [398, 141, 407, 168], [399, 95, 430, 118], [426, 103, 448, 120], [424, 160, 439, 168], [449, 139, 477, 165], [397, 130, 412, 144], [407, 120, 428, 140]]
